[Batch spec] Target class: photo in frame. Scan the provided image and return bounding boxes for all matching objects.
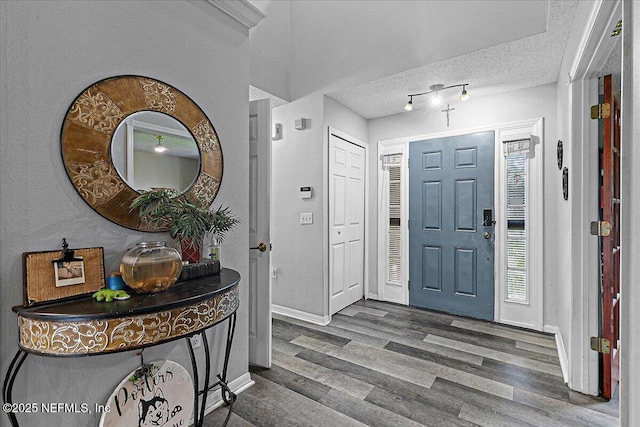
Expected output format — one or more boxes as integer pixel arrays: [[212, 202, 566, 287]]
[[23, 247, 105, 306], [53, 258, 86, 287]]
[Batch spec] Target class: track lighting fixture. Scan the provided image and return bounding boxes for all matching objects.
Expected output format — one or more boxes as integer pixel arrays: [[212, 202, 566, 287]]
[[460, 85, 470, 102], [404, 83, 470, 111], [430, 84, 444, 106], [404, 96, 414, 111]]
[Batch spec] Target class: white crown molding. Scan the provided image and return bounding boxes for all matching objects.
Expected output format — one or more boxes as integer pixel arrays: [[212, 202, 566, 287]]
[[206, 0, 266, 30]]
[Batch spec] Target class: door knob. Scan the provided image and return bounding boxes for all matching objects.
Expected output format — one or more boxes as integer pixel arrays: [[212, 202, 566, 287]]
[[250, 242, 268, 252], [484, 232, 492, 239]]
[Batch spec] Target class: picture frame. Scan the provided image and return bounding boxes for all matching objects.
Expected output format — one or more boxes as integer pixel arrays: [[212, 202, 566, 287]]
[[23, 247, 105, 306]]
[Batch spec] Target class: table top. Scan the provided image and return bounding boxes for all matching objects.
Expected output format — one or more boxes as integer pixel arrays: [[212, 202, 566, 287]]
[[13, 268, 240, 322]]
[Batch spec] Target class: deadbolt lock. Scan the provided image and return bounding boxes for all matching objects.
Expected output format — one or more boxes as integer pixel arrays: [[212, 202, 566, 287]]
[[484, 232, 492, 239]]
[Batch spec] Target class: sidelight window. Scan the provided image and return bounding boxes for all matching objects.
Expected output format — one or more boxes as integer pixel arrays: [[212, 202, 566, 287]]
[[384, 154, 403, 285], [504, 140, 528, 302]]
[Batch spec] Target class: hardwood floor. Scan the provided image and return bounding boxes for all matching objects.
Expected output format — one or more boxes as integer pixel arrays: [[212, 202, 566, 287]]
[[205, 299, 619, 426]]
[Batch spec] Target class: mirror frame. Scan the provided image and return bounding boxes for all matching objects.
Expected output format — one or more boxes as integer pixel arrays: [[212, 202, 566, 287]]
[[61, 75, 223, 231]]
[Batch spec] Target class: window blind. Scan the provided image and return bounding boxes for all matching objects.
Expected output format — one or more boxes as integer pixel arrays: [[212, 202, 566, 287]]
[[384, 154, 402, 284]]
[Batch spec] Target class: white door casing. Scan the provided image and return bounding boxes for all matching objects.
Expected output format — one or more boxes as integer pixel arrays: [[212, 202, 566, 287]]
[[495, 119, 544, 332], [329, 129, 366, 315], [249, 99, 271, 367], [375, 120, 544, 330]]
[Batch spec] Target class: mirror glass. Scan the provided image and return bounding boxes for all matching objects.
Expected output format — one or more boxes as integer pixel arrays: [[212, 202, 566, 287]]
[[111, 111, 201, 194]]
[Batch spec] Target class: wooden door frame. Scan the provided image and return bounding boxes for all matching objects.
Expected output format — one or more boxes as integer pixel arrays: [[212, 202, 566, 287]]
[[564, 0, 621, 395], [599, 74, 621, 399], [325, 127, 369, 319]]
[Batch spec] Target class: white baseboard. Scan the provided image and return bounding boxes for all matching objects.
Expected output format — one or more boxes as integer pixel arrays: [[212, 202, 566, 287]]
[[499, 318, 537, 330], [272, 304, 331, 326], [544, 324, 569, 384], [194, 372, 254, 423]]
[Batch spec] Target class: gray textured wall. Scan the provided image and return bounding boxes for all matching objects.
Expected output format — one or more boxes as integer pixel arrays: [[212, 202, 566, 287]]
[[270, 94, 369, 319], [270, 93, 325, 316], [0, 1, 250, 425]]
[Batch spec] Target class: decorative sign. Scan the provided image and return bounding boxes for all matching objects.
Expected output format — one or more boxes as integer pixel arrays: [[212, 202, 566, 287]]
[[100, 360, 193, 427]]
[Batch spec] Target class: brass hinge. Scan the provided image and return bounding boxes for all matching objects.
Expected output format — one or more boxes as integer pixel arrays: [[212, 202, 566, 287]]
[[590, 337, 611, 354], [591, 103, 611, 119], [590, 220, 611, 236]]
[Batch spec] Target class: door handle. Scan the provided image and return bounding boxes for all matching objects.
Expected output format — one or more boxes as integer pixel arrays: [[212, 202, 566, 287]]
[[250, 242, 268, 252], [484, 232, 492, 239]]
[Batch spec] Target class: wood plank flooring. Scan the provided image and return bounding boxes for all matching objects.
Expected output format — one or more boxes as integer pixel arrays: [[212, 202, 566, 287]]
[[205, 299, 619, 426]]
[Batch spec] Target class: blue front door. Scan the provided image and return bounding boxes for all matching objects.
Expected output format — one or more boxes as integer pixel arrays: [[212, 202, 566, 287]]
[[409, 132, 495, 320]]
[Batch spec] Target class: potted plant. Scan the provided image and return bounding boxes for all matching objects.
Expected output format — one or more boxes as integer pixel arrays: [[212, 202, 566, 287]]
[[130, 188, 239, 263]]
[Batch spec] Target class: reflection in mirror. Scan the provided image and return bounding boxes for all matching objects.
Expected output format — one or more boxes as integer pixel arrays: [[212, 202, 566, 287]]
[[111, 111, 201, 193]]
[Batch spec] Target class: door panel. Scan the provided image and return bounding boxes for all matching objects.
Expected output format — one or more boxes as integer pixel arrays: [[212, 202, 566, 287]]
[[333, 176, 346, 225], [422, 246, 442, 291], [455, 179, 477, 231], [409, 132, 495, 320], [423, 151, 442, 169], [330, 132, 365, 314], [248, 99, 271, 367], [331, 243, 345, 297], [455, 248, 477, 297], [422, 181, 442, 230]]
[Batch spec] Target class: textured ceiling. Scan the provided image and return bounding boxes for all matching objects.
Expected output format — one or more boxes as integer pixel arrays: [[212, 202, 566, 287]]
[[327, 1, 578, 120], [288, 0, 549, 100]]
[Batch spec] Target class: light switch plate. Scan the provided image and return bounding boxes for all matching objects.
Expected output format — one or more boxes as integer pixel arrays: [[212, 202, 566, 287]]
[[300, 213, 313, 224]]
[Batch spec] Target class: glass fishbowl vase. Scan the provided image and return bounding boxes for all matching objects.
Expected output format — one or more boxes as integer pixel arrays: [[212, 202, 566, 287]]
[[120, 242, 182, 293]]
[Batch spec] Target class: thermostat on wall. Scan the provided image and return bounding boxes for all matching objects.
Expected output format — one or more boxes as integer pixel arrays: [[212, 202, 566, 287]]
[[300, 186, 312, 199]]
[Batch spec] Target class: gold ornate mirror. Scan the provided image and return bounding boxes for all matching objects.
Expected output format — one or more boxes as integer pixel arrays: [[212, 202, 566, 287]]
[[61, 76, 223, 231]]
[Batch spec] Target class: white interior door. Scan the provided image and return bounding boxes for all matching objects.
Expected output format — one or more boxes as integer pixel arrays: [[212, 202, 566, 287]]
[[249, 99, 271, 367], [329, 130, 365, 315]]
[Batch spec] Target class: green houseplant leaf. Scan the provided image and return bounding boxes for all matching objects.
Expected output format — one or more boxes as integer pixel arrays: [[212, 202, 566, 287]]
[[130, 188, 239, 252]]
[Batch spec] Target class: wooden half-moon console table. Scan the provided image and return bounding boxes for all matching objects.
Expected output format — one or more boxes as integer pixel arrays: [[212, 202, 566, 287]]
[[3, 268, 241, 427]]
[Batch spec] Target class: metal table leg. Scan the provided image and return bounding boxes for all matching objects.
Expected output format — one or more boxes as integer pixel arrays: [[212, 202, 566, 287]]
[[218, 312, 237, 405], [199, 331, 211, 425], [186, 311, 237, 427], [2, 349, 28, 427], [186, 331, 204, 427]]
